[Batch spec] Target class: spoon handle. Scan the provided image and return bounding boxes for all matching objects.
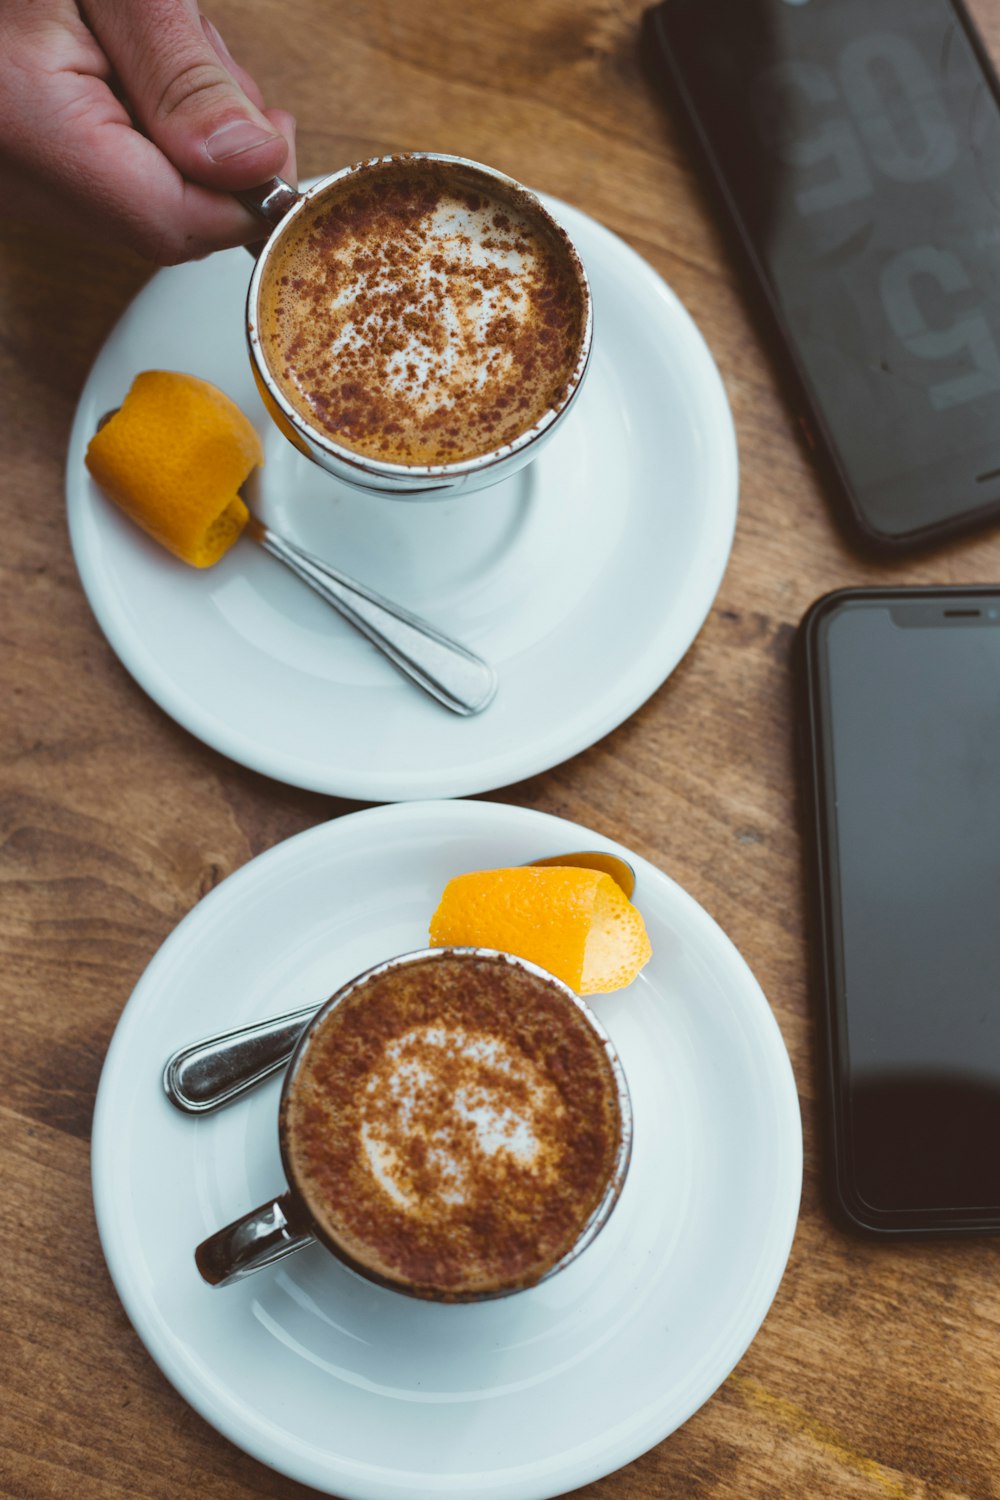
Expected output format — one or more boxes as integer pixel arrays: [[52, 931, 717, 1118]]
[[163, 1003, 318, 1113], [247, 515, 498, 716]]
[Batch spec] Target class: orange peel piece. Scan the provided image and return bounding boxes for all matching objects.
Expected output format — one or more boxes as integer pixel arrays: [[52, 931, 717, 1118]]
[[429, 865, 652, 995], [84, 371, 263, 568]]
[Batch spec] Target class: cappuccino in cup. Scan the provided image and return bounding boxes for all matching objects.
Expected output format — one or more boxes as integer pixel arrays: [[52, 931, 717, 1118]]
[[247, 154, 592, 492], [196, 949, 632, 1298]]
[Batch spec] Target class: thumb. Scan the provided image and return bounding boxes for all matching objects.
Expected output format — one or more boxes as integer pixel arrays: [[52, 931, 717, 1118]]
[[85, 0, 289, 188]]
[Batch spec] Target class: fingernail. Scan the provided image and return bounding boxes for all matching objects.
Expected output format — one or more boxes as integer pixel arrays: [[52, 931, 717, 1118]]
[[205, 119, 279, 162]]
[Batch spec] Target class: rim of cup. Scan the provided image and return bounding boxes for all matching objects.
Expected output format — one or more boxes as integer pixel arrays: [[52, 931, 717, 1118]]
[[276, 945, 633, 1302]]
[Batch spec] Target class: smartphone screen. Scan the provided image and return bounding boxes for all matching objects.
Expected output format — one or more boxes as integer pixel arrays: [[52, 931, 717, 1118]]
[[800, 589, 1000, 1233], [644, 0, 1000, 549]]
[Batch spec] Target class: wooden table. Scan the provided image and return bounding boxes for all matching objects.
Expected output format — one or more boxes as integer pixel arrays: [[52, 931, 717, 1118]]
[[4, 2, 1000, 1496]]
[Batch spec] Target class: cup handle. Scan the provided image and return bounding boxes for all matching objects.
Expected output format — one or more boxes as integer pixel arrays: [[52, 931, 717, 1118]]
[[195, 1191, 314, 1286], [236, 175, 303, 226], [235, 175, 303, 258]]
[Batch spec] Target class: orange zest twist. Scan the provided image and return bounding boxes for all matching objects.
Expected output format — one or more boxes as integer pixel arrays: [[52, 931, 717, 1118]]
[[429, 865, 652, 995], [84, 371, 263, 568]]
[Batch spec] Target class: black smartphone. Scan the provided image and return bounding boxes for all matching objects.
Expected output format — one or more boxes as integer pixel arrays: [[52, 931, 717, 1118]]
[[642, 0, 1000, 552], [798, 587, 1000, 1235]]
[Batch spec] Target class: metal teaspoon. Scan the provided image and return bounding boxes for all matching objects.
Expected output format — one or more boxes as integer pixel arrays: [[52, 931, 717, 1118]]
[[162, 851, 637, 1115], [94, 406, 497, 717]]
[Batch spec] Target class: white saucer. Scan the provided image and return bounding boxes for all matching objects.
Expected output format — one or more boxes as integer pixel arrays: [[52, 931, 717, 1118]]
[[92, 800, 801, 1500], [66, 196, 738, 801]]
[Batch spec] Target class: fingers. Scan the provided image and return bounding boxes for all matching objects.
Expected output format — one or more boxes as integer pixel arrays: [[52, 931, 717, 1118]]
[[0, 1, 297, 261], [82, 0, 289, 189], [8, 79, 291, 262]]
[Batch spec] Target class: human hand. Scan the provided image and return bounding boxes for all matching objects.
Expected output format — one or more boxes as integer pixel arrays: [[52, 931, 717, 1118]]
[[0, 0, 297, 263]]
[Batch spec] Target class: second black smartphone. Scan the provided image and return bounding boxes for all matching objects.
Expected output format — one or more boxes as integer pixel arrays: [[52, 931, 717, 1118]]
[[643, 0, 1000, 552], [798, 587, 1000, 1235]]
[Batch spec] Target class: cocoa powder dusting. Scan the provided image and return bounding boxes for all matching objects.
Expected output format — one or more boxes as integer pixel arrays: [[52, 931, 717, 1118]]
[[259, 159, 587, 466], [282, 953, 621, 1299]]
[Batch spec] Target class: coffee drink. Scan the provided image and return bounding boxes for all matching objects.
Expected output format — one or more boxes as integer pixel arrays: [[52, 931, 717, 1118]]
[[280, 950, 627, 1300], [256, 156, 590, 468]]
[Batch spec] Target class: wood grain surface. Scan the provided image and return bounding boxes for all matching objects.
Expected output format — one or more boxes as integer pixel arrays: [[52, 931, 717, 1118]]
[[4, 2, 1000, 1497]]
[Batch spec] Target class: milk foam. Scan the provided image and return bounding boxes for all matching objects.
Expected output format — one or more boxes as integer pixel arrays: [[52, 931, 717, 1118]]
[[359, 1023, 562, 1213], [323, 198, 537, 414]]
